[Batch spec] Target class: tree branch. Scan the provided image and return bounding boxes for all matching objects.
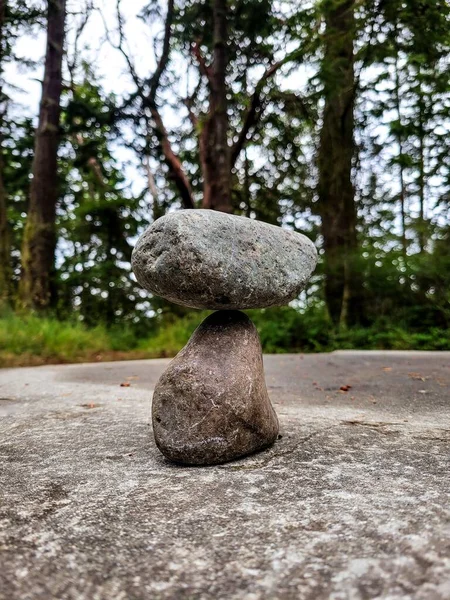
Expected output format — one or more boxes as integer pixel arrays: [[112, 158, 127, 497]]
[[100, 1, 142, 92], [182, 77, 202, 127], [66, 1, 93, 88], [150, 106, 194, 209], [148, 0, 174, 106], [191, 41, 214, 87], [102, 0, 194, 209], [231, 45, 305, 167]]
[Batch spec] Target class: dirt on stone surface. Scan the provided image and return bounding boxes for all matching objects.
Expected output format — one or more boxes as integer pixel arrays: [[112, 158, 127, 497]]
[[0, 351, 449, 600]]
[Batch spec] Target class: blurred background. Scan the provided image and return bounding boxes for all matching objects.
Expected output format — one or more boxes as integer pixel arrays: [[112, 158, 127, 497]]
[[0, 0, 449, 367]]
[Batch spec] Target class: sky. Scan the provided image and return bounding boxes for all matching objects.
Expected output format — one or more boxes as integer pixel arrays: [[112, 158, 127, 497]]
[[5, 0, 447, 240], [6, 0, 314, 202], [6, 0, 160, 199], [8, 0, 156, 111]]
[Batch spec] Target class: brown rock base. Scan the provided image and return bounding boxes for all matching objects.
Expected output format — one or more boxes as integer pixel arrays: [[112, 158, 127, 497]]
[[152, 310, 279, 465]]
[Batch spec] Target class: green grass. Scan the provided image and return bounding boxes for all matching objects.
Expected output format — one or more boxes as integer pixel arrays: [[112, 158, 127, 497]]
[[0, 312, 147, 367], [139, 306, 450, 355], [1, 307, 449, 368], [138, 311, 207, 356]]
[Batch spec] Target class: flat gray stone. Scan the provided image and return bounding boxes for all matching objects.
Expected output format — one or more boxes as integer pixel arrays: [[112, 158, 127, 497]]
[[153, 311, 279, 465], [1, 351, 449, 599], [131, 209, 317, 309]]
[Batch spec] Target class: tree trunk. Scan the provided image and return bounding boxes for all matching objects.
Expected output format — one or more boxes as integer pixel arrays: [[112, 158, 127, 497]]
[[0, 0, 11, 306], [144, 155, 162, 222], [18, 0, 66, 310], [317, 0, 364, 327], [201, 0, 232, 213], [244, 149, 251, 217], [0, 138, 9, 306], [394, 41, 408, 260], [417, 79, 426, 254]]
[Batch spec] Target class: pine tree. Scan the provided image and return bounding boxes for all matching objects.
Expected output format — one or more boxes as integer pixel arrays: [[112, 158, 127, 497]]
[[57, 70, 146, 326], [359, 0, 450, 326], [110, 0, 313, 216], [19, 0, 66, 311], [0, 0, 42, 306], [317, 0, 365, 327]]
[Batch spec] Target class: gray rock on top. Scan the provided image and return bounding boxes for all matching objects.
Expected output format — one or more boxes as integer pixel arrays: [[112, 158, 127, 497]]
[[132, 209, 317, 310]]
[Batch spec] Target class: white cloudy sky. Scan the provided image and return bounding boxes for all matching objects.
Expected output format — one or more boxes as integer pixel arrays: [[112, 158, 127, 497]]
[[6, 0, 446, 235], [8, 1, 160, 111], [6, 0, 169, 199]]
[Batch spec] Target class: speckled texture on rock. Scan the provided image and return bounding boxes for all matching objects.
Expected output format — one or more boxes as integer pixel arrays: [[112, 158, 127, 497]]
[[131, 209, 317, 310], [152, 310, 279, 465]]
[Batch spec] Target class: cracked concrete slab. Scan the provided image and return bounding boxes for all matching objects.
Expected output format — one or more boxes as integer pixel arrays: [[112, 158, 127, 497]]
[[0, 351, 449, 599]]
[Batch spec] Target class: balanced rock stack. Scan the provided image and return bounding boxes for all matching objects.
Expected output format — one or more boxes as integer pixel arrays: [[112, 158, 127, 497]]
[[132, 210, 317, 466]]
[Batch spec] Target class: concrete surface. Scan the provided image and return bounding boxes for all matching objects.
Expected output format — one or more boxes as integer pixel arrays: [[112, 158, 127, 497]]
[[0, 351, 449, 600]]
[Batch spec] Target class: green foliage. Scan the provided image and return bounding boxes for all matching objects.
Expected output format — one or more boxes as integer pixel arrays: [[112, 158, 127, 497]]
[[0, 311, 110, 365], [0, 310, 157, 366], [138, 311, 208, 357], [137, 305, 450, 357], [1, 0, 43, 79], [2, 118, 35, 286], [138, 0, 320, 223], [360, 0, 450, 257], [1, 300, 449, 367], [2, 0, 450, 363], [57, 68, 147, 326]]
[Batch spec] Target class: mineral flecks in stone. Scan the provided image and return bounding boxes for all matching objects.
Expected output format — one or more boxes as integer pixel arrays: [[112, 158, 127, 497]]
[[131, 209, 317, 310], [131, 209, 318, 465], [152, 310, 279, 466]]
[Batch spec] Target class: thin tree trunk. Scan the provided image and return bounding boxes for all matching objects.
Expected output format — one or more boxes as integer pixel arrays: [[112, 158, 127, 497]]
[[18, 0, 66, 310], [149, 106, 194, 209], [417, 81, 426, 253], [201, 0, 232, 213], [394, 43, 407, 260], [144, 155, 161, 222], [244, 149, 251, 217], [0, 0, 11, 306], [317, 0, 364, 327], [0, 136, 9, 306]]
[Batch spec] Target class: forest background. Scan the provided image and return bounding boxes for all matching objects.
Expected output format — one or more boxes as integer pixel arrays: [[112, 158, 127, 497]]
[[0, 0, 449, 366]]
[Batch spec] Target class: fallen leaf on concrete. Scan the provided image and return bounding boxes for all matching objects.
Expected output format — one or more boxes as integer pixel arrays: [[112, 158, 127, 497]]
[[408, 372, 427, 381], [382, 367, 392, 372], [120, 382, 131, 387]]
